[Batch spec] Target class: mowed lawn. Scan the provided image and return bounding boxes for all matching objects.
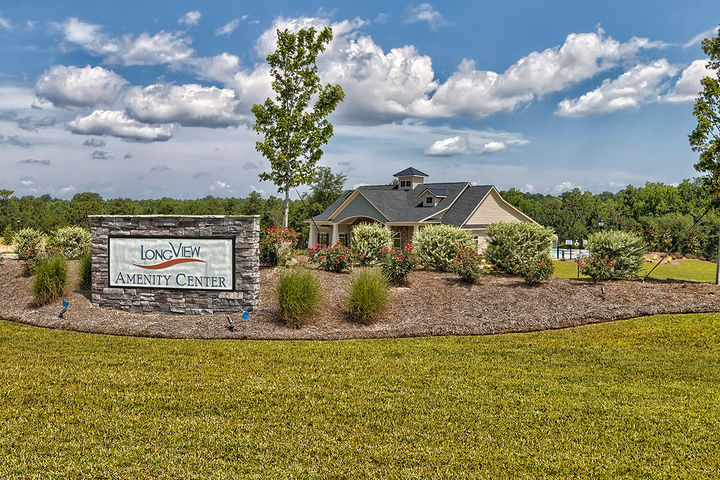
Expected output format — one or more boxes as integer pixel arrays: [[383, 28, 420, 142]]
[[1, 316, 720, 478], [554, 258, 717, 282]]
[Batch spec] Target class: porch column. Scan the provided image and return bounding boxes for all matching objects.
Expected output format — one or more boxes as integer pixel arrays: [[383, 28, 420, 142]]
[[413, 224, 419, 241], [309, 223, 317, 247], [331, 223, 339, 244]]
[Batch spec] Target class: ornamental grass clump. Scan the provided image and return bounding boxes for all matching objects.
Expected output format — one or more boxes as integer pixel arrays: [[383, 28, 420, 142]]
[[348, 269, 389, 324], [412, 225, 475, 271], [277, 268, 321, 328], [14, 227, 47, 276], [579, 230, 646, 280], [485, 222, 555, 283], [452, 246, 488, 284], [32, 255, 67, 305], [315, 242, 357, 272], [79, 249, 92, 289], [380, 244, 417, 285], [350, 223, 393, 265], [48, 226, 91, 259], [259, 226, 299, 266]]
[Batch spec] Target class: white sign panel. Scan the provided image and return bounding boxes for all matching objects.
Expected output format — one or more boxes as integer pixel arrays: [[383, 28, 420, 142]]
[[109, 237, 234, 290]]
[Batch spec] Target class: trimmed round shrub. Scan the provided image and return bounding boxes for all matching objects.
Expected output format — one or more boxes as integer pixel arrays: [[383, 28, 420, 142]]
[[452, 246, 488, 284], [350, 223, 393, 265], [485, 222, 555, 283], [33, 255, 68, 305], [348, 269, 389, 324], [79, 250, 92, 289], [380, 244, 417, 285], [260, 226, 299, 266], [579, 230, 646, 280], [49, 226, 91, 259], [14, 227, 47, 275], [277, 268, 321, 328], [412, 225, 475, 271]]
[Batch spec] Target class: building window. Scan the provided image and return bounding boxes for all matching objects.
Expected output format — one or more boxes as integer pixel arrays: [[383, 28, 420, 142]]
[[339, 233, 347, 246], [392, 230, 401, 248], [317, 232, 329, 246], [400, 180, 410, 188], [425, 196, 433, 205]]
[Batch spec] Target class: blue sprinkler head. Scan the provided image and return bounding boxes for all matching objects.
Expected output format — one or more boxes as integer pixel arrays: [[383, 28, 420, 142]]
[[61, 300, 69, 308], [241, 311, 250, 320]]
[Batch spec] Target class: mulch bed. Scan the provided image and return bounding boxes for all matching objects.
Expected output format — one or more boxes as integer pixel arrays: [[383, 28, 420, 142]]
[[2, 258, 720, 340]]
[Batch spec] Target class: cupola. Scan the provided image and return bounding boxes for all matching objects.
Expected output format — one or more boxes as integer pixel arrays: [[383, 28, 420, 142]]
[[393, 167, 428, 191]]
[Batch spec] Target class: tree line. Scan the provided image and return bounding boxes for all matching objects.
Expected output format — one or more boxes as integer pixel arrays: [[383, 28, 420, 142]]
[[3, 174, 720, 258]]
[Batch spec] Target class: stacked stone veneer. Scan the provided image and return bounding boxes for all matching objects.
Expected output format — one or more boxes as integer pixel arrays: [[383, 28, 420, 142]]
[[90, 215, 260, 314]]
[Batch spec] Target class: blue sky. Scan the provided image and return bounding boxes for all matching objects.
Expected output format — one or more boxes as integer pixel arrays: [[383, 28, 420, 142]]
[[0, 1, 716, 199]]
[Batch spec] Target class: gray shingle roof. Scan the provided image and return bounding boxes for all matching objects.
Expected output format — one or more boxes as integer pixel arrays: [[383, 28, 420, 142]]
[[310, 190, 353, 221], [310, 183, 498, 227], [393, 167, 428, 177], [440, 185, 493, 226]]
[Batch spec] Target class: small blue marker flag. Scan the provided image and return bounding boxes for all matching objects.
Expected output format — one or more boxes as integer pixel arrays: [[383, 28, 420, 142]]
[[241, 311, 250, 320], [62, 300, 69, 308]]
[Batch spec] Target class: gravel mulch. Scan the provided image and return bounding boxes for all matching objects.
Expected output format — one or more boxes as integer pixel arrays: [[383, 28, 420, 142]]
[[2, 258, 720, 340]]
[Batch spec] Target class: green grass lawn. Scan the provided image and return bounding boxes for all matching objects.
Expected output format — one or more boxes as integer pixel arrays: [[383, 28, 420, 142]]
[[554, 258, 717, 282], [1, 316, 720, 478]]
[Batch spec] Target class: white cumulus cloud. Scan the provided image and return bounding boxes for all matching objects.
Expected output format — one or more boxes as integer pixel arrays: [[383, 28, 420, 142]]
[[209, 180, 231, 191], [556, 59, 677, 116], [425, 135, 468, 155], [35, 65, 127, 109], [411, 30, 665, 119], [0, 14, 11, 30], [124, 83, 244, 127], [404, 3, 451, 30], [663, 60, 709, 103], [59, 17, 194, 66], [67, 110, 174, 142], [178, 11, 201, 27]]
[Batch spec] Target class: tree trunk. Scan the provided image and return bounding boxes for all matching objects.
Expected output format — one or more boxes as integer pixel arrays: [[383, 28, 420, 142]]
[[283, 188, 290, 229]]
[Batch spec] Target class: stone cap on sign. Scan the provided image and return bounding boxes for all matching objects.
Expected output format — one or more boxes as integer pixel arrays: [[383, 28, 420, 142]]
[[89, 215, 261, 218]]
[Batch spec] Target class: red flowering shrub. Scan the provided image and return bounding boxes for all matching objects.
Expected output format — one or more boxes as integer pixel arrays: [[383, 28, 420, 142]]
[[452, 246, 488, 284], [380, 244, 417, 285], [507, 252, 554, 284], [316, 242, 358, 272], [259, 226, 299, 266], [580, 230, 645, 280], [14, 227, 48, 276]]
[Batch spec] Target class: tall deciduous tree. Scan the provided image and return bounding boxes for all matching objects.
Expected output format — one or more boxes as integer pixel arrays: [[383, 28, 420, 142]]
[[689, 24, 720, 283], [690, 25, 720, 191], [252, 26, 345, 228]]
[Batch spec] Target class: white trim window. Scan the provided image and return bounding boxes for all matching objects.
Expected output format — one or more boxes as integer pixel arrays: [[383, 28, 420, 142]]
[[317, 232, 329, 246], [425, 196, 434, 206], [392, 230, 402, 248]]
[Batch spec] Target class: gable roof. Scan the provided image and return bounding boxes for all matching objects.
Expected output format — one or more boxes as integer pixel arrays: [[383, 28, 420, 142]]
[[310, 190, 353, 222], [440, 185, 493, 226], [420, 187, 448, 197], [393, 167, 428, 177]]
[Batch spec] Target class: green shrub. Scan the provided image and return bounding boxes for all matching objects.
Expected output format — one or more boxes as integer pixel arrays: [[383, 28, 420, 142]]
[[277, 268, 321, 327], [485, 222, 555, 283], [348, 269, 389, 324], [260, 226, 299, 266], [452, 246, 489, 284], [32, 255, 68, 304], [315, 243, 357, 272], [49, 226, 91, 259], [412, 225, 475, 271], [508, 252, 555, 284], [2, 225, 13, 245], [350, 223, 393, 265], [380, 244, 417, 285], [14, 227, 47, 275], [79, 250, 92, 289], [579, 230, 646, 280]]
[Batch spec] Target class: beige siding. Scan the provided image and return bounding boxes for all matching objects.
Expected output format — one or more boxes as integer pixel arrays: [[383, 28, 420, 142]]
[[465, 189, 528, 225]]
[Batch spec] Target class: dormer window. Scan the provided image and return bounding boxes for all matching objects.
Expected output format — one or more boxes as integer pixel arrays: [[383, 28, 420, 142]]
[[425, 196, 434, 205], [400, 180, 412, 188]]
